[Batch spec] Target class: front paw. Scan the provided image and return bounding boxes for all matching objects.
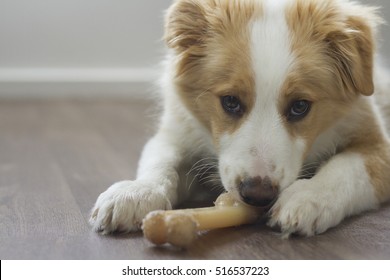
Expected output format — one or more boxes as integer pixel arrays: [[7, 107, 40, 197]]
[[268, 179, 342, 237], [89, 180, 172, 234]]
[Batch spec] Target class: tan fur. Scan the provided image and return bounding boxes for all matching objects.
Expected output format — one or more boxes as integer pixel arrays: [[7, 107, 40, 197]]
[[285, 0, 380, 96], [278, 69, 355, 156], [365, 147, 390, 202], [165, 0, 262, 145], [283, 0, 390, 199], [343, 100, 390, 202], [282, 0, 379, 145]]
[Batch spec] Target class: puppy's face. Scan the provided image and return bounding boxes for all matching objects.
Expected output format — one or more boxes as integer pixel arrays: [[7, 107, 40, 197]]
[[165, 0, 377, 206]]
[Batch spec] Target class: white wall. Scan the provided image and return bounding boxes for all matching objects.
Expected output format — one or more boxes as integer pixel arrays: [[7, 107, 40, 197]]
[[0, 0, 172, 97], [369, 0, 390, 56], [0, 0, 389, 98]]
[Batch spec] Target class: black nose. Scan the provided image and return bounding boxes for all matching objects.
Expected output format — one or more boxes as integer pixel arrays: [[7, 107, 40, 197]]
[[238, 176, 278, 207]]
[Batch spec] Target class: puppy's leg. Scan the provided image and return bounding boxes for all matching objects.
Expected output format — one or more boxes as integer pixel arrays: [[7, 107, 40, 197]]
[[90, 124, 195, 234], [269, 147, 390, 237]]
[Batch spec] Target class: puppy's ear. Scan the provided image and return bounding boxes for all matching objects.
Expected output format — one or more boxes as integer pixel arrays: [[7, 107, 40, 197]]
[[164, 0, 208, 52], [327, 11, 382, 96]]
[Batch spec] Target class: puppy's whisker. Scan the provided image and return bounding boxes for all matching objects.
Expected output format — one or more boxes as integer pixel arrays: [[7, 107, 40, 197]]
[[199, 173, 220, 184], [186, 157, 218, 191], [186, 158, 213, 176]]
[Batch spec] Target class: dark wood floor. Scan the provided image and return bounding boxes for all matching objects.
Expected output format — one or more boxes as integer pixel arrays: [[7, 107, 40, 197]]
[[1, 99, 390, 260]]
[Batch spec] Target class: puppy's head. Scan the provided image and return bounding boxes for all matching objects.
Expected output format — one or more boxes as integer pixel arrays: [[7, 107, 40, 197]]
[[165, 0, 381, 206]]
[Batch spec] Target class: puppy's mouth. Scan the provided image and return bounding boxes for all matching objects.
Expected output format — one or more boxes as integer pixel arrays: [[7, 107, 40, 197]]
[[237, 176, 279, 209]]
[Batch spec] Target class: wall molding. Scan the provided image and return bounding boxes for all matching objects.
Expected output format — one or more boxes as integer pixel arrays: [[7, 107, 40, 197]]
[[0, 68, 159, 99]]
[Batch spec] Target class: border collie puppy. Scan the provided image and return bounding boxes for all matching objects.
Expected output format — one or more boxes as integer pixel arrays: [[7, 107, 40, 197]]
[[90, 0, 390, 237]]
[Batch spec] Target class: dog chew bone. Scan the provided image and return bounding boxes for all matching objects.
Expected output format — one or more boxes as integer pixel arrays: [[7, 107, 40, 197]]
[[142, 193, 264, 247]]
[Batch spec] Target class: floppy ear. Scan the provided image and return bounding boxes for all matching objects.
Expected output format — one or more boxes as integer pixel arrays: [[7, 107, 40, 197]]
[[326, 13, 380, 96], [164, 0, 208, 52]]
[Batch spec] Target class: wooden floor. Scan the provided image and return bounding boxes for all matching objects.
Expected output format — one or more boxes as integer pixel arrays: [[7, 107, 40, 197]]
[[1, 99, 390, 260]]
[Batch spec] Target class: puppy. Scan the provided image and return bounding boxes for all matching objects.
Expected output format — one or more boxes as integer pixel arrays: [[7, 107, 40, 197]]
[[90, 0, 390, 237]]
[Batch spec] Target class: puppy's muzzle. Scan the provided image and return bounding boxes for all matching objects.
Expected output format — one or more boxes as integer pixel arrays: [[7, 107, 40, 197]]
[[238, 176, 278, 207]]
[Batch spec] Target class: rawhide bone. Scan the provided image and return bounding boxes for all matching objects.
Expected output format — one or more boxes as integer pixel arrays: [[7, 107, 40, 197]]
[[142, 193, 264, 247]]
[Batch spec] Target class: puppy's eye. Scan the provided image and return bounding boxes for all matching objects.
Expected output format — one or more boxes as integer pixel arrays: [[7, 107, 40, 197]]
[[221, 96, 243, 116], [287, 100, 311, 122]]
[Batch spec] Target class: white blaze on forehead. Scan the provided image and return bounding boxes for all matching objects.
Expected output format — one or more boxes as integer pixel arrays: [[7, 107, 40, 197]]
[[246, 0, 297, 152], [251, 0, 294, 99], [245, 0, 295, 146]]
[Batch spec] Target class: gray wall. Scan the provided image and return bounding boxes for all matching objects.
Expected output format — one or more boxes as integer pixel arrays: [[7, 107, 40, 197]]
[[369, 0, 390, 61], [0, 0, 389, 97], [0, 0, 172, 69]]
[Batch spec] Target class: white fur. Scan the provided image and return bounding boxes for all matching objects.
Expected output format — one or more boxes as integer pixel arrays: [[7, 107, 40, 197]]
[[269, 152, 378, 237], [90, 54, 214, 234]]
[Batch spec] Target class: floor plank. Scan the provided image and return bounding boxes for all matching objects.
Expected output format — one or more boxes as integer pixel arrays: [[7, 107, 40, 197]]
[[0, 99, 389, 259]]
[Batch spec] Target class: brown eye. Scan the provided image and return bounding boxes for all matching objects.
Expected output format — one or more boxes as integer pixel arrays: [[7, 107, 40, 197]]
[[287, 100, 311, 122], [221, 96, 243, 116]]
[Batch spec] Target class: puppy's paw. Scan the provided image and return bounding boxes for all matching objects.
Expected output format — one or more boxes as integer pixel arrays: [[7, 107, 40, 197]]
[[268, 179, 341, 238], [89, 180, 172, 234]]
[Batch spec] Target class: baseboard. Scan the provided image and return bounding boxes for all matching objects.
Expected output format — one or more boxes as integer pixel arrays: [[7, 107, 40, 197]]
[[0, 68, 159, 99]]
